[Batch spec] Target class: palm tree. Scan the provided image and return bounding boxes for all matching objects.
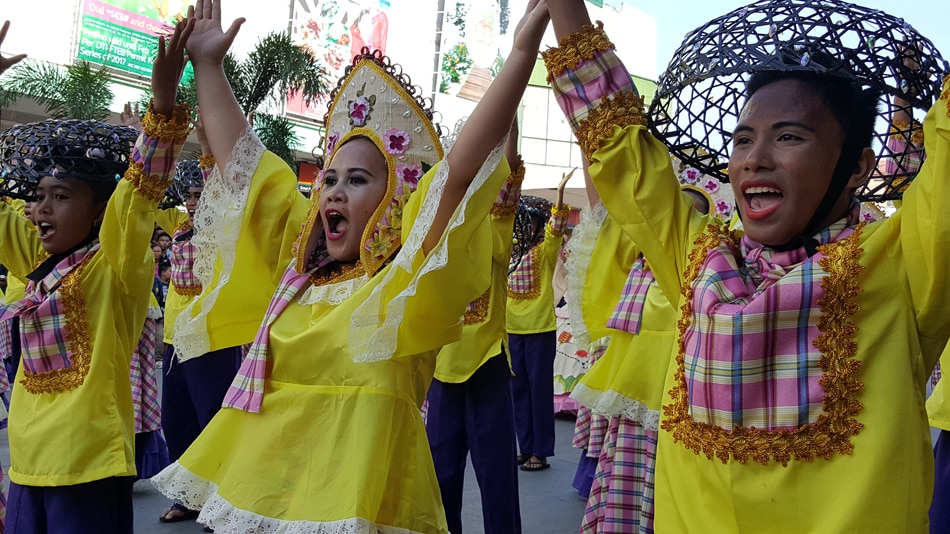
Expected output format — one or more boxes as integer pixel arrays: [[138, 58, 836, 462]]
[[3, 59, 114, 120]]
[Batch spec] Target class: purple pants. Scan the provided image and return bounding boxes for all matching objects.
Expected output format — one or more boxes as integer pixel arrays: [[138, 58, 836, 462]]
[[426, 353, 522, 534], [509, 331, 556, 458], [161, 345, 243, 462], [5, 476, 134, 533], [932, 429, 950, 533]]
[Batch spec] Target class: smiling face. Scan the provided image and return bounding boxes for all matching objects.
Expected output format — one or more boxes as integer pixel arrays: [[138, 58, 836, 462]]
[[728, 78, 869, 246], [33, 176, 106, 255], [319, 137, 389, 263], [184, 186, 203, 223]]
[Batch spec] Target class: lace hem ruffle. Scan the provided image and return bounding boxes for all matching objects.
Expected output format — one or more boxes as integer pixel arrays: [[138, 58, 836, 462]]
[[173, 127, 263, 362], [349, 120, 504, 362], [152, 463, 423, 534], [565, 203, 607, 352], [298, 274, 371, 306], [571, 382, 660, 431]]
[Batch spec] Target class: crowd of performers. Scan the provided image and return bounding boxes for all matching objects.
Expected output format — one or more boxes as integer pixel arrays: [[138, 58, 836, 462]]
[[0, 0, 949, 532]]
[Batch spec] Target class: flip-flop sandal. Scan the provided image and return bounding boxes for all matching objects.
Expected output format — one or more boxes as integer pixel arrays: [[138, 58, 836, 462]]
[[159, 502, 200, 523], [520, 458, 551, 471], [516, 453, 531, 465]]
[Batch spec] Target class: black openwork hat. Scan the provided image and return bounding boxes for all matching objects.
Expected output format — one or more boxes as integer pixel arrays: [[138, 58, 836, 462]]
[[160, 159, 205, 209], [510, 195, 553, 274], [0, 119, 138, 201], [648, 0, 948, 201]]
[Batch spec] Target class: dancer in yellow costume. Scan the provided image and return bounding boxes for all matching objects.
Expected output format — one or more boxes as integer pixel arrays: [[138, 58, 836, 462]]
[[152, 1, 551, 532], [545, 0, 949, 531]]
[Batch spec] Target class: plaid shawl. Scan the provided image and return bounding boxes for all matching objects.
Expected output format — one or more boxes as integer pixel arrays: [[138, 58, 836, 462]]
[[0, 242, 99, 386], [683, 217, 856, 430], [606, 256, 653, 335], [170, 226, 200, 293]]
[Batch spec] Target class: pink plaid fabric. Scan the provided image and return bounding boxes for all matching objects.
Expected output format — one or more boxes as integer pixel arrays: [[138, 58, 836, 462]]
[[130, 316, 162, 433], [0, 321, 12, 394], [547, 48, 637, 132], [507, 248, 536, 295], [606, 257, 653, 335], [132, 125, 181, 177], [170, 226, 201, 292], [574, 406, 593, 448], [223, 265, 311, 413], [684, 216, 856, 431], [882, 128, 924, 179], [582, 415, 658, 534], [0, 243, 99, 380], [507, 208, 570, 296]]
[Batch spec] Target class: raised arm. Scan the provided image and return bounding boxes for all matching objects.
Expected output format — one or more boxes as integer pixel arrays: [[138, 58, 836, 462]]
[[184, 0, 248, 171], [425, 0, 550, 254]]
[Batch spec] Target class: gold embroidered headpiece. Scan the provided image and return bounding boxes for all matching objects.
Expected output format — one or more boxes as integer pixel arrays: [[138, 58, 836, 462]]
[[294, 49, 444, 277]]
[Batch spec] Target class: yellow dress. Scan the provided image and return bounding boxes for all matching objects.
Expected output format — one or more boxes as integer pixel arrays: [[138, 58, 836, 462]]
[[154, 132, 510, 533], [545, 25, 950, 533], [505, 213, 566, 334]]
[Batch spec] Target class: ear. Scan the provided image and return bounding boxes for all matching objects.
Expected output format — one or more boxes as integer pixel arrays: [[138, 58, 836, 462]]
[[92, 201, 108, 227], [847, 147, 876, 190]]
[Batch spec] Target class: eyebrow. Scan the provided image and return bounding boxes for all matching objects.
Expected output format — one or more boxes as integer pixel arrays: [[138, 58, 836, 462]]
[[325, 167, 377, 176], [733, 121, 815, 135]]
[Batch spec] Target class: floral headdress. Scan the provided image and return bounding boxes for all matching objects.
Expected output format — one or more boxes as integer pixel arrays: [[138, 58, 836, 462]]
[[671, 153, 735, 219], [294, 49, 444, 278]]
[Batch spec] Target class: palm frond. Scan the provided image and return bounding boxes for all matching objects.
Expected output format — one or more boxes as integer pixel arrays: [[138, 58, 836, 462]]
[[253, 112, 301, 170], [4, 60, 113, 120]]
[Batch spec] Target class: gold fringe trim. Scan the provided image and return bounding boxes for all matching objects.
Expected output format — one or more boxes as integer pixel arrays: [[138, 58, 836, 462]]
[[660, 223, 866, 466], [143, 101, 191, 143], [541, 22, 614, 79], [173, 284, 202, 296], [575, 91, 647, 161], [464, 290, 491, 325], [174, 220, 193, 235], [20, 250, 97, 394], [124, 162, 174, 203], [889, 119, 925, 146], [491, 165, 525, 217], [198, 154, 216, 170], [309, 261, 366, 287]]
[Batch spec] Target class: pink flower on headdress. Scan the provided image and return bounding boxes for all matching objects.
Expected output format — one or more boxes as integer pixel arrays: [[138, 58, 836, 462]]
[[349, 96, 371, 126], [716, 199, 733, 217], [396, 163, 422, 189], [681, 167, 701, 184], [702, 178, 720, 193], [384, 129, 411, 154], [326, 131, 340, 156]]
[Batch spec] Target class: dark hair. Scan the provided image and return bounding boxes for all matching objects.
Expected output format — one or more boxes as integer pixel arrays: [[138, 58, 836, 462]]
[[746, 51, 881, 183], [86, 178, 118, 204]]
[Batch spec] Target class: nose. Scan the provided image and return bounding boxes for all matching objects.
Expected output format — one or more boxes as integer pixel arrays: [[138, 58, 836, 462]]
[[35, 195, 52, 214], [740, 140, 773, 172], [324, 184, 345, 203]]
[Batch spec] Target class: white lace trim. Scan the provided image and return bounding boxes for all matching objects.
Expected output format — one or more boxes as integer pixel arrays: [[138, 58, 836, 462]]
[[565, 203, 607, 352], [349, 120, 504, 362], [146, 305, 164, 321], [172, 127, 262, 362], [152, 463, 424, 534], [570, 383, 661, 431], [298, 274, 371, 306]]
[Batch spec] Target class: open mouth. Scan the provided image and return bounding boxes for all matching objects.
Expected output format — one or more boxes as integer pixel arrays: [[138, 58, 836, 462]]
[[324, 210, 348, 241], [37, 222, 55, 239], [743, 185, 784, 219]]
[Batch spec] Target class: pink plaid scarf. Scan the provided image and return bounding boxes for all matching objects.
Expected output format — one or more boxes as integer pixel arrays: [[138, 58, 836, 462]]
[[681, 215, 857, 431], [0, 242, 99, 388], [606, 256, 653, 335], [222, 264, 312, 413]]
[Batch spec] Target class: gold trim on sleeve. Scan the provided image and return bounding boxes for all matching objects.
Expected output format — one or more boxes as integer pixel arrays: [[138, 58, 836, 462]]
[[124, 162, 174, 203], [541, 22, 615, 78], [575, 91, 647, 161]]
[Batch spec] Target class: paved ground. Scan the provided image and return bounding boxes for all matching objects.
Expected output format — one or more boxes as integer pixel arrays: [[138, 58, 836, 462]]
[[0, 359, 588, 534]]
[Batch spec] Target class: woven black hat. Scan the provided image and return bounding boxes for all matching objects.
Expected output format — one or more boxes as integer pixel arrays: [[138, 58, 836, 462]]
[[648, 0, 948, 201], [510, 195, 553, 275], [161, 159, 205, 209], [0, 119, 138, 201]]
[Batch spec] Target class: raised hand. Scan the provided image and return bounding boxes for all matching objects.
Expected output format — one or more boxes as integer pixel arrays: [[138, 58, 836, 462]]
[[512, 0, 550, 54], [152, 18, 194, 116], [185, 0, 245, 69], [119, 102, 143, 132], [0, 21, 26, 76], [555, 167, 576, 209]]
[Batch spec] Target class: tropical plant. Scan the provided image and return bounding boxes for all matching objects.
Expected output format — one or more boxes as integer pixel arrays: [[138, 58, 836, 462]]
[[3, 59, 114, 120], [251, 112, 301, 169], [439, 43, 474, 94]]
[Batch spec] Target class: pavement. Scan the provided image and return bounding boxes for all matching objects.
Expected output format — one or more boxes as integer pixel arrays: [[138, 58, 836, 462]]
[[0, 361, 588, 534]]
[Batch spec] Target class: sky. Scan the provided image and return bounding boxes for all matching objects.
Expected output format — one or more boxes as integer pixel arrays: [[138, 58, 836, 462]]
[[636, 0, 949, 78]]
